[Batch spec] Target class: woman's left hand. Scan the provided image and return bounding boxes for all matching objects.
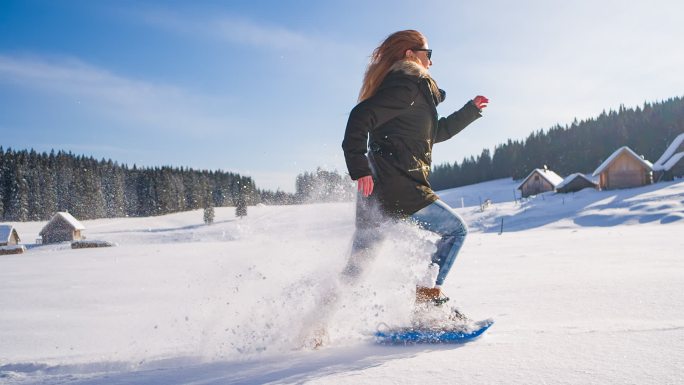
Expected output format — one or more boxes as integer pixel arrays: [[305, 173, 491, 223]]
[[473, 95, 489, 110]]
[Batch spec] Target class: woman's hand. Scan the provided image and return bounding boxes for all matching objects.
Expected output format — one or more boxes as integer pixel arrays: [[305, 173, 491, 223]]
[[473, 95, 489, 110], [357, 175, 374, 197]]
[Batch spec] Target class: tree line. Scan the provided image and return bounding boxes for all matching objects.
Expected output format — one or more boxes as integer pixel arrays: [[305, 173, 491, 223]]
[[294, 168, 355, 203], [257, 168, 355, 206], [431, 96, 684, 190], [4, 96, 682, 221], [0, 147, 356, 222], [0, 149, 258, 221]]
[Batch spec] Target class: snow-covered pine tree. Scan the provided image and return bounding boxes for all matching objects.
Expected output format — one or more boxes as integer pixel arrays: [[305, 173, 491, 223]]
[[6, 164, 30, 221], [235, 188, 247, 218], [203, 188, 214, 225], [203, 205, 215, 225]]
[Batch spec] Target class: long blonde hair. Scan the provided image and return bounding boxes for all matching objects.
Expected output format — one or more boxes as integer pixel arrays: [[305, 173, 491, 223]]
[[358, 30, 427, 102]]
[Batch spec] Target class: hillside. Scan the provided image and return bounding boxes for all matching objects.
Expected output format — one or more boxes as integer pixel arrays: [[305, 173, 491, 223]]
[[1, 179, 683, 384], [431, 97, 684, 190]]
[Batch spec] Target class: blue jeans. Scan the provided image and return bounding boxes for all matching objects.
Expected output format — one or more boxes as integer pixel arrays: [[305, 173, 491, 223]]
[[342, 197, 467, 287], [410, 200, 468, 286]]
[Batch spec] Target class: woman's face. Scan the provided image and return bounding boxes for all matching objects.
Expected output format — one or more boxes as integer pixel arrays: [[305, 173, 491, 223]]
[[409, 42, 432, 70]]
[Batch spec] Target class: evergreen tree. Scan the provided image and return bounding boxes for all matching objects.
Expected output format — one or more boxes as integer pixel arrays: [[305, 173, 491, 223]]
[[235, 188, 247, 218], [294, 168, 355, 203], [203, 185, 215, 225], [204, 205, 215, 224], [6, 163, 30, 221], [0, 146, 6, 219]]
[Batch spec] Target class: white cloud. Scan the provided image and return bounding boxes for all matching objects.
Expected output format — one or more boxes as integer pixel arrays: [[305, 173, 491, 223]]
[[0, 54, 241, 137], [134, 8, 317, 52]]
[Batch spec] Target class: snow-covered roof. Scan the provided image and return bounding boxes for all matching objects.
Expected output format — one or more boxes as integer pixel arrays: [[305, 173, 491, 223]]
[[653, 133, 684, 167], [556, 173, 596, 190], [654, 152, 684, 172], [592, 146, 653, 176], [653, 133, 684, 171], [52, 212, 86, 230], [0, 224, 18, 243], [516, 168, 564, 190]]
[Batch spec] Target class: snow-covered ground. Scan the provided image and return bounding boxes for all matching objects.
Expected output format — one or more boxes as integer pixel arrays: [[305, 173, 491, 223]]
[[1, 178, 683, 384]]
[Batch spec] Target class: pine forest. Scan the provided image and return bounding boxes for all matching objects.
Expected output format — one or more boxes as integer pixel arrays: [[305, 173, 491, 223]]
[[2, 96, 683, 221]]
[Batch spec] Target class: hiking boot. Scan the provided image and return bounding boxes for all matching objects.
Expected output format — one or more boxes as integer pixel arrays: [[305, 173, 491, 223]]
[[415, 286, 450, 306], [449, 307, 470, 322], [300, 327, 328, 350]]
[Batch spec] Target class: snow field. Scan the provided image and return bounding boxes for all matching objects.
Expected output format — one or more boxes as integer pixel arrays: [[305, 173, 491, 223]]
[[1, 179, 683, 384]]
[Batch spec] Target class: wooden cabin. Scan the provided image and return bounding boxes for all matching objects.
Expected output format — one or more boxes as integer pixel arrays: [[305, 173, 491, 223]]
[[517, 168, 564, 198], [0, 225, 24, 255], [39, 212, 86, 244], [653, 133, 684, 181], [592, 147, 653, 190], [556, 173, 598, 194], [0, 224, 21, 246]]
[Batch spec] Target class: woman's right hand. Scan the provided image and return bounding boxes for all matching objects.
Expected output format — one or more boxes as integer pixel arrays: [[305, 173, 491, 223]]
[[357, 175, 374, 197]]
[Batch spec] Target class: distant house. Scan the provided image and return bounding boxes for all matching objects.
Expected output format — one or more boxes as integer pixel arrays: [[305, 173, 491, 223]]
[[0, 225, 21, 246], [556, 173, 598, 194], [517, 167, 564, 198], [653, 133, 684, 181], [39, 212, 86, 244], [0, 224, 24, 255], [592, 146, 653, 190]]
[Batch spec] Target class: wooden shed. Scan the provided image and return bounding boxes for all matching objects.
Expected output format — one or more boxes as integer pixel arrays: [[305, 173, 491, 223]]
[[592, 147, 653, 190], [517, 168, 564, 198], [0, 225, 24, 255], [653, 133, 684, 181], [0, 224, 21, 246], [556, 173, 598, 194], [39, 212, 86, 244]]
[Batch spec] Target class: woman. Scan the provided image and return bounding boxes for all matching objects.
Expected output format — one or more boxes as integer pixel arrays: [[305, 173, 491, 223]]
[[341, 30, 488, 305]]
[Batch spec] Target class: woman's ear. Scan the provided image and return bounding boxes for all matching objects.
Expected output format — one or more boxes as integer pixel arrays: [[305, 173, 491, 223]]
[[405, 49, 413, 58]]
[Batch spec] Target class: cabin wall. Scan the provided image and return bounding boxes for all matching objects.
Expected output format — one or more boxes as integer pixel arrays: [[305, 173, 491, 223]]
[[670, 160, 684, 179], [600, 152, 652, 190], [41, 218, 79, 244], [521, 173, 554, 197]]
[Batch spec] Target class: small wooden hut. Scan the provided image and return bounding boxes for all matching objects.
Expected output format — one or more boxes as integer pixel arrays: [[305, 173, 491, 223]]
[[0, 224, 24, 255], [592, 147, 653, 190], [653, 133, 684, 181], [39, 212, 86, 244], [517, 167, 564, 198], [556, 173, 598, 194], [0, 224, 21, 246]]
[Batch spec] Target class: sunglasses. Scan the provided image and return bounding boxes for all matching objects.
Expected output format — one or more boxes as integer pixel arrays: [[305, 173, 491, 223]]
[[413, 48, 432, 60]]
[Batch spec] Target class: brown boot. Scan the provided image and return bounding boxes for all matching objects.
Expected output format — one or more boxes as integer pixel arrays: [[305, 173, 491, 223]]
[[416, 286, 450, 306]]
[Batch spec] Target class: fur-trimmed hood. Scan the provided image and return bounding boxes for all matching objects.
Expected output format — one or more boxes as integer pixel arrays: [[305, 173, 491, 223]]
[[389, 59, 431, 78], [389, 60, 445, 104]]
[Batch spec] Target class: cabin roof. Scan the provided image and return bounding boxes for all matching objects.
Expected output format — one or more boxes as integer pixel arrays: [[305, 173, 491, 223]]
[[0, 225, 19, 243], [592, 146, 653, 176], [40, 212, 86, 235], [556, 173, 597, 190], [653, 133, 684, 171], [517, 168, 564, 190]]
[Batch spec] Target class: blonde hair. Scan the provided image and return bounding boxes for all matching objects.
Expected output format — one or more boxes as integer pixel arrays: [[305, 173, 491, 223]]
[[358, 30, 427, 102]]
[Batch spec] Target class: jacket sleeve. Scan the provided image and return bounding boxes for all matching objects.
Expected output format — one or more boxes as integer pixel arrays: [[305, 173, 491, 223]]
[[342, 80, 417, 180], [434, 100, 482, 144]]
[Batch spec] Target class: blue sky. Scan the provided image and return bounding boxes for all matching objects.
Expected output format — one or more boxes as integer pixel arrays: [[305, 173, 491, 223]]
[[2, 1, 683, 192]]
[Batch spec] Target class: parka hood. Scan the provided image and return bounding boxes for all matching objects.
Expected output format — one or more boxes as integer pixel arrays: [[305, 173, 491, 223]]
[[389, 59, 431, 78]]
